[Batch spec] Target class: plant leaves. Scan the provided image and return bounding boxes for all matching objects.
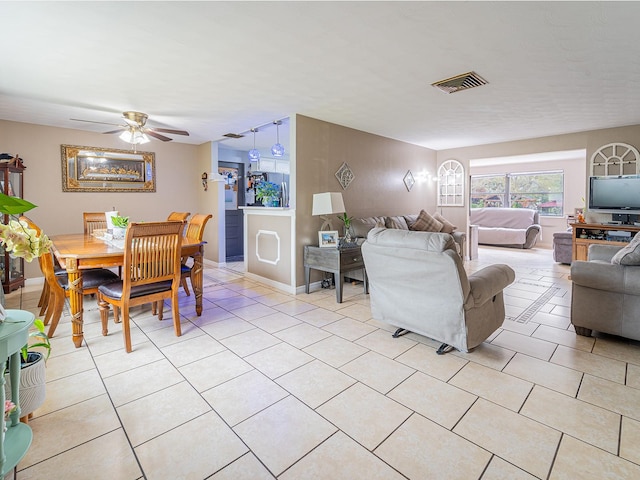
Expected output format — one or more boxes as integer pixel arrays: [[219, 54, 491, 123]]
[[0, 192, 37, 215]]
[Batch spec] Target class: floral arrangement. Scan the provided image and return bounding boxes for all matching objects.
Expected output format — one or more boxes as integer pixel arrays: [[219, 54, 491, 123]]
[[0, 191, 51, 262], [4, 399, 16, 419], [0, 218, 52, 262]]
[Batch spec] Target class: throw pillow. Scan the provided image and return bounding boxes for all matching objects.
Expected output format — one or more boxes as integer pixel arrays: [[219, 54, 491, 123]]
[[409, 210, 443, 232], [611, 232, 640, 265], [433, 212, 457, 234], [385, 216, 409, 230]]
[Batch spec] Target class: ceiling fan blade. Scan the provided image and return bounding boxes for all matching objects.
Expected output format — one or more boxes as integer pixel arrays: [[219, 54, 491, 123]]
[[70, 118, 125, 128], [152, 127, 190, 136], [145, 130, 173, 142], [103, 128, 127, 135]]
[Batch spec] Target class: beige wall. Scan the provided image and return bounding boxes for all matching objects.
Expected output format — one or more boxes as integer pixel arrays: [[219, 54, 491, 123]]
[[294, 114, 438, 288], [0, 120, 215, 280]]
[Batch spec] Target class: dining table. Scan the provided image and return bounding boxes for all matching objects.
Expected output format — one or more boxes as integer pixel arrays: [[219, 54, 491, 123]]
[[49, 232, 205, 348]]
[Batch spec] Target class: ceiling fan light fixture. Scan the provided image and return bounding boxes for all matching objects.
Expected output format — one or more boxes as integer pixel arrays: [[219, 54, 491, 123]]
[[271, 120, 285, 157], [119, 128, 150, 145], [248, 128, 261, 161]]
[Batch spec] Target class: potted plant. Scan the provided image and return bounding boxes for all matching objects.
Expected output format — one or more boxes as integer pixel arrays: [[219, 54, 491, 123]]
[[111, 215, 129, 239], [337, 212, 355, 245], [4, 317, 51, 422], [255, 182, 280, 207]]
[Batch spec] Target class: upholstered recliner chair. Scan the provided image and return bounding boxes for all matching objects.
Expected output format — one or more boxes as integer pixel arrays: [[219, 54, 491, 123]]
[[361, 228, 515, 353], [570, 238, 640, 340]]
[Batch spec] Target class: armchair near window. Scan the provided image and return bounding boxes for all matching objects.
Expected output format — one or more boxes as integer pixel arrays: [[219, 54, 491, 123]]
[[98, 221, 185, 353], [361, 228, 515, 353], [570, 241, 640, 341]]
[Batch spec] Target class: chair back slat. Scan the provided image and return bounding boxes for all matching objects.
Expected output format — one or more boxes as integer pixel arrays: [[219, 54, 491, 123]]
[[185, 213, 213, 241], [123, 221, 184, 291], [83, 212, 109, 235]]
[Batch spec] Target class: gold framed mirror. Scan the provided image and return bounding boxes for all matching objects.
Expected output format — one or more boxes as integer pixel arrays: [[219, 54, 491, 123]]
[[61, 144, 155, 192]]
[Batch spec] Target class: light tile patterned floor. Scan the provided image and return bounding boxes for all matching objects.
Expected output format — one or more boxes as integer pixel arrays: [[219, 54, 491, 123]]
[[6, 246, 640, 479]]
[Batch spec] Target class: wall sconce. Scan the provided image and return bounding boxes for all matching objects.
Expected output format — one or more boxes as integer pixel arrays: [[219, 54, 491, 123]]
[[271, 120, 285, 157], [201, 172, 208, 191]]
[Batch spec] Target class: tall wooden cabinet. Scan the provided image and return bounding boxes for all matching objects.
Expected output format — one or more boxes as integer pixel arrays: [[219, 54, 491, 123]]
[[0, 156, 26, 293]]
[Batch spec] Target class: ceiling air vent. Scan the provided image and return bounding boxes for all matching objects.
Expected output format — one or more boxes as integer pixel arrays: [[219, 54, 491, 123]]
[[432, 71, 488, 94], [223, 133, 244, 139]]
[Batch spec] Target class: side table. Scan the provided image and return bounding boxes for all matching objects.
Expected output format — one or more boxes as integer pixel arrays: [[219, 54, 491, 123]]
[[1, 309, 35, 477], [304, 245, 368, 303]]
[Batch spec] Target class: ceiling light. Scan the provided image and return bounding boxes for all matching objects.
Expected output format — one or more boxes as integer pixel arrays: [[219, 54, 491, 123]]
[[248, 128, 260, 161], [119, 128, 150, 145], [271, 120, 285, 157]]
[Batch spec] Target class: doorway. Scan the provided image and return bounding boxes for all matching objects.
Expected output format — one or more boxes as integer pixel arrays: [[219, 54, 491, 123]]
[[219, 162, 245, 261]]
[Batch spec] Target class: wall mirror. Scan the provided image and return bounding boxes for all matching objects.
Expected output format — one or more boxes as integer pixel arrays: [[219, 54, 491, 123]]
[[61, 144, 155, 192]]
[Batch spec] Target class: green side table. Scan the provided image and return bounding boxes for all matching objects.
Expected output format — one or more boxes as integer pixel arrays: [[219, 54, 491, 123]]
[[1, 309, 35, 477]]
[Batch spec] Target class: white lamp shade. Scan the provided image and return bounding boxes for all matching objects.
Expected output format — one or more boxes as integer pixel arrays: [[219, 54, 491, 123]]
[[312, 192, 346, 216]]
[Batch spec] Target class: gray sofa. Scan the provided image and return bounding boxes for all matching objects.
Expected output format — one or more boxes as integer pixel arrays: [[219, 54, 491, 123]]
[[361, 228, 515, 353], [470, 207, 541, 249], [570, 243, 640, 340]]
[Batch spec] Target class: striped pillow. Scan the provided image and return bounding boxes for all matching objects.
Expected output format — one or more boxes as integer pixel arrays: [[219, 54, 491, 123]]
[[409, 210, 443, 232]]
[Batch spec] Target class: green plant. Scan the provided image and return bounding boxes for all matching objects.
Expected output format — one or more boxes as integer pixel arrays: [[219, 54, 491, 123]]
[[337, 212, 353, 230], [21, 318, 51, 363], [255, 182, 280, 201], [111, 215, 129, 228]]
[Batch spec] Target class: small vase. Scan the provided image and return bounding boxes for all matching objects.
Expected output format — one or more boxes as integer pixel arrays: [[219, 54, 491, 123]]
[[262, 197, 272, 207]]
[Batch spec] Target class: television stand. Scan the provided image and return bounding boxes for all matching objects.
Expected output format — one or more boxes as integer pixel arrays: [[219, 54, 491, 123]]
[[571, 223, 640, 261]]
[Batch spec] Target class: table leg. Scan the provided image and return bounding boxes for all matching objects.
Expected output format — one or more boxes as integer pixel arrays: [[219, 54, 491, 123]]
[[363, 268, 369, 295], [335, 271, 343, 303], [305, 267, 311, 294], [66, 258, 84, 348], [191, 248, 204, 316]]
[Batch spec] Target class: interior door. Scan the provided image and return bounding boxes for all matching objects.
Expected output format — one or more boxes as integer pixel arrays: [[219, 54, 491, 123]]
[[219, 162, 245, 261]]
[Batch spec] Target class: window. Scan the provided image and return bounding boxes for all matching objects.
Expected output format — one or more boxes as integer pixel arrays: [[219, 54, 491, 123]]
[[471, 171, 564, 216]]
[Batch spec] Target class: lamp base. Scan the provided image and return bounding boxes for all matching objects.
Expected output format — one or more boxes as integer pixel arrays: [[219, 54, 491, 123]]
[[319, 217, 335, 231]]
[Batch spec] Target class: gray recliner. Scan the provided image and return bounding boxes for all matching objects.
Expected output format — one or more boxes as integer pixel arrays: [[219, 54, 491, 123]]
[[570, 244, 640, 341], [361, 228, 515, 353]]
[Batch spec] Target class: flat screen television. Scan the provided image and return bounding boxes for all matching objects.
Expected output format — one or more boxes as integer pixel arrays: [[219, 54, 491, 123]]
[[589, 175, 640, 213]]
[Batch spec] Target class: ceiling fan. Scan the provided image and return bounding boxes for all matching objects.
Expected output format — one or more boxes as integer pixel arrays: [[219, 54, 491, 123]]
[[71, 111, 190, 143]]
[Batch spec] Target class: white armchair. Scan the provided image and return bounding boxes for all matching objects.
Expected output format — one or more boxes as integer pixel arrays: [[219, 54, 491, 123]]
[[361, 228, 515, 353]]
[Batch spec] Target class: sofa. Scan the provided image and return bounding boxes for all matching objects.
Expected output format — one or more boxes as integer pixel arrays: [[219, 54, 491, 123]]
[[469, 207, 541, 249], [361, 228, 515, 353], [570, 237, 640, 341], [351, 211, 466, 258]]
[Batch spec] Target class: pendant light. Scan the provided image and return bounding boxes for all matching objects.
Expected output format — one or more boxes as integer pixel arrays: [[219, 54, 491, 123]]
[[271, 120, 285, 157], [248, 128, 260, 161]]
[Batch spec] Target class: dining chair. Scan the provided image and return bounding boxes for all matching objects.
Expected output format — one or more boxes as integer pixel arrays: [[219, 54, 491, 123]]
[[97, 221, 185, 353], [83, 212, 110, 235], [180, 213, 212, 296], [20, 216, 120, 338], [167, 211, 190, 222]]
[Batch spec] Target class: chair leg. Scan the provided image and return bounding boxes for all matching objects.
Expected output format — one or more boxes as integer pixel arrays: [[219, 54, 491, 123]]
[[113, 306, 120, 323], [98, 295, 111, 336], [157, 301, 164, 321], [172, 293, 182, 337], [122, 305, 132, 353], [46, 293, 64, 338], [181, 275, 191, 296], [38, 281, 50, 315]]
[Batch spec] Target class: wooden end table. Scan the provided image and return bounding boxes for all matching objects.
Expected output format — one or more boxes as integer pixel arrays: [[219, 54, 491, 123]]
[[304, 245, 368, 303]]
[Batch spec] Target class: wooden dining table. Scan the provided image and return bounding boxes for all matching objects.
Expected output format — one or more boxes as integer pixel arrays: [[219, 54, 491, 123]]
[[49, 232, 205, 348]]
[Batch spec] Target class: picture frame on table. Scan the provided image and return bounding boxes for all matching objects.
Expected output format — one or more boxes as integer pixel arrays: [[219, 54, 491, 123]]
[[319, 230, 339, 248]]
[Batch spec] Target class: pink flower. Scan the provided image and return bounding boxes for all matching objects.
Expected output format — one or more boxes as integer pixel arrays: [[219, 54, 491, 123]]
[[4, 399, 16, 418]]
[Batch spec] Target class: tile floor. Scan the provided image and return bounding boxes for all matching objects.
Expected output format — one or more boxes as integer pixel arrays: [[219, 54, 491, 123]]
[[6, 245, 640, 479]]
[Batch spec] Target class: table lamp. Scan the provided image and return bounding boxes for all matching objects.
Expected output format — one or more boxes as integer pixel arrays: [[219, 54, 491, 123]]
[[312, 192, 345, 231]]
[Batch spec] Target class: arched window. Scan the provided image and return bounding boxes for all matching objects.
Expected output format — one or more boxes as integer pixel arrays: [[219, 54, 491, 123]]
[[437, 159, 464, 206]]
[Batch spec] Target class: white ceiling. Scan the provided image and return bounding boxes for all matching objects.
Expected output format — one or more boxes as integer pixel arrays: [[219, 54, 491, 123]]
[[2, 1, 640, 154]]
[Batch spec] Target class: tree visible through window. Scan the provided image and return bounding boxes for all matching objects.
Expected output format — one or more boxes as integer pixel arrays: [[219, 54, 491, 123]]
[[471, 171, 564, 216]]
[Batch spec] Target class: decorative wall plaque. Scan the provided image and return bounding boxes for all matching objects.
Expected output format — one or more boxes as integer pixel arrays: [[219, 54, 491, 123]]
[[335, 162, 354, 190], [403, 170, 415, 191]]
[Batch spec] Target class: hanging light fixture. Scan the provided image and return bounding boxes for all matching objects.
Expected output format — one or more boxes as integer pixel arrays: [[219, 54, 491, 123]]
[[248, 128, 261, 161], [271, 120, 285, 157], [119, 127, 150, 145]]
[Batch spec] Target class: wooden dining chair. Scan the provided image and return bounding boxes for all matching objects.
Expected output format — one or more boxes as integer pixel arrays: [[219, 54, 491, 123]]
[[180, 213, 212, 296], [97, 221, 185, 353], [20, 216, 120, 337], [167, 211, 190, 222], [83, 212, 110, 235]]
